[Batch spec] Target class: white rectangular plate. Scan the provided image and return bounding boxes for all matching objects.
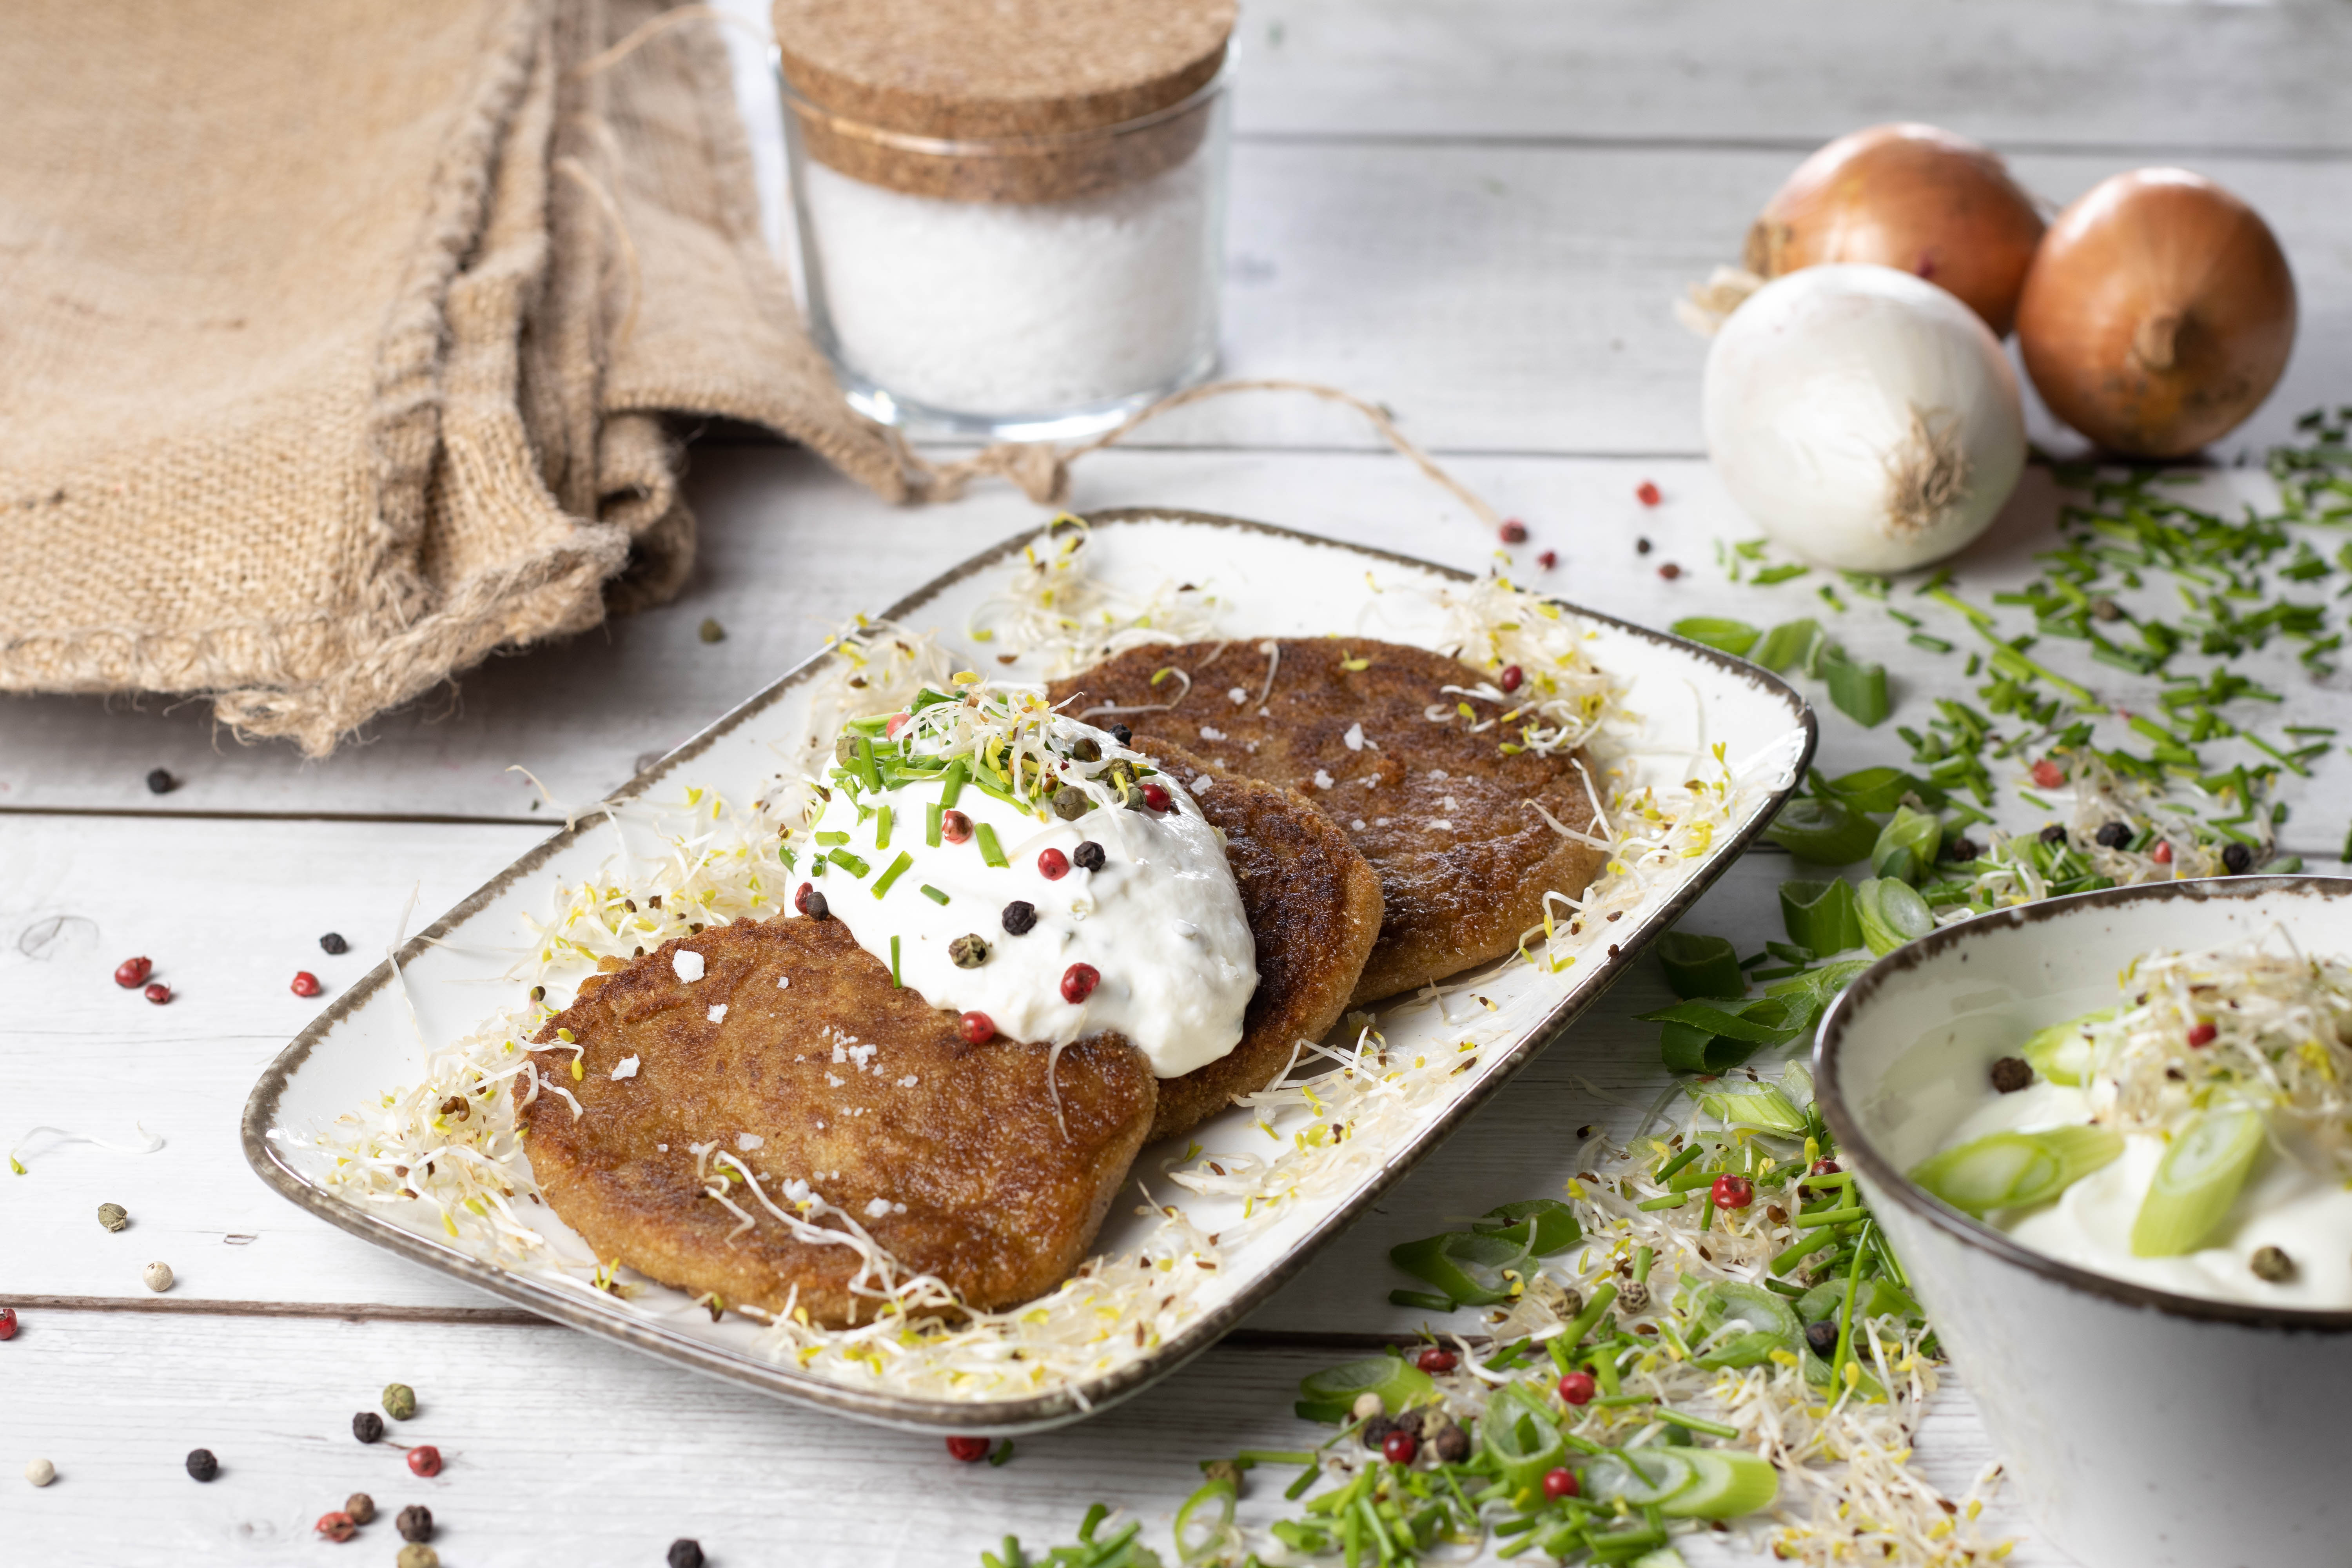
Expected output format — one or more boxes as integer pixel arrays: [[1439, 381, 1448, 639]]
[[243, 510, 1813, 1433]]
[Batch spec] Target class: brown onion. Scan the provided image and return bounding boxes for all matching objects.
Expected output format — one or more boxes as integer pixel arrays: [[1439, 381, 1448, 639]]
[[1744, 123, 2046, 337], [2016, 168, 2296, 459]]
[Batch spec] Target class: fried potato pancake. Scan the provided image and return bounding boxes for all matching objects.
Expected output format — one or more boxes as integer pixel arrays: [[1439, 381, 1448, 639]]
[[517, 916, 1156, 1326], [1054, 639, 1606, 1004], [1137, 739, 1382, 1142]]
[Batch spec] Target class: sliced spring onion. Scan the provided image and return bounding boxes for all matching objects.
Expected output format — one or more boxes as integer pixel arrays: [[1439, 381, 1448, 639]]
[[1780, 878, 1863, 954], [1656, 931, 1744, 999], [1820, 649, 1892, 726], [1297, 1353, 1434, 1421], [1764, 798, 1879, 866], [874, 805, 893, 850], [1481, 1384, 1569, 1492], [826, 848, 870, 878], [1819, 766, 1926, 813], [1909, 1126, 2122, 1217], [926, 800, 944, 848], [1472, 1198, 1582, 1256], [2132, 1106, 2269, 1258], [1695, 1082, 1807, 1135], [1869, 805, 1942, 886], [974, 823, 1008, 868], [1390, 1229, 1532, 1306], [1658, 1447, 1779, 1519], [1681, 1279, 1800, 1369], [2019, 1007, 2117, 1086], [1753, 617, 1822, 673], [938, 758, 967, 809], [918, 884, 949, 905], [1670, 617, 1762, 656], [1579, 1447, 1696, 1508], [1172, 1478, 1236, 1566], [1855, 878, 1933, 956]]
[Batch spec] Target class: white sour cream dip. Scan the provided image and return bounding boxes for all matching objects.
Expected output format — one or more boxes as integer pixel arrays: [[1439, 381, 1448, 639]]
[[1943, 1080, 2352, 1308], [795, 711, 1256, 1078]]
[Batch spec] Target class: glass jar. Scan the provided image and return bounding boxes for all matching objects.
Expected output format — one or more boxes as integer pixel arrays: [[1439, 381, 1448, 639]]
[[780, 59, 1230, 442]]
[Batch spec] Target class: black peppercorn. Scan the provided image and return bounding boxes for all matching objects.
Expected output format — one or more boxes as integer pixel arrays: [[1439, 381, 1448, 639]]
[[1944, 837, 1980, 863], [668, 1541, 706, 1568], [1001, 900, 1037, 936], [804, 889, 830, 922], [145, 768, 176, 795], [319, 931, 350, 955], [397, 1504, 434, 1543], [1110, 724, 1132, 746], [185, 1448, 218, 1482], [2038, 823, 2068, 844], [1989, 1056, 2033, 1094], [1432, 1423, 1470, 1464], [1361, 1416, 1395, 1451], [1804, 1320, 1839, 1356], [2093, 822, 2131, 849], [353, 1411, 384, 1444], [2222, 841, 2254, 874], [1072, 841, 1106, 872]]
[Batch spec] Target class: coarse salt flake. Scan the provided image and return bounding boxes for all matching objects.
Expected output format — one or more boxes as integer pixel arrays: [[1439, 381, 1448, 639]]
[[897, 1075, 919, 1088], [737, 1133, 764, 1151], [864, 1197, 894, 1220], [708, 1003, 728, 1023], [776, 975, 791, 989], [1199, 726, 1225, 741], [1227, 687, 1248, 705], [612, 1055, 641, 1081], [1314, 770, 1335, 790], [672, 950, 705, 983], [1352, 819, 1368, 831], [1343, 722, 1367, 751]]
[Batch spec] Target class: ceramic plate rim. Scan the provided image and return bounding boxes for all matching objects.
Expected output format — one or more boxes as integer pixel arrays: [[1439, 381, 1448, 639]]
[[241, 506, 1819, 1430]]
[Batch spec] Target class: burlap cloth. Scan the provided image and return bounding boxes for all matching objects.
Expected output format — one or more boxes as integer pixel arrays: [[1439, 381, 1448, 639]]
[[0, 0, 906, 755]]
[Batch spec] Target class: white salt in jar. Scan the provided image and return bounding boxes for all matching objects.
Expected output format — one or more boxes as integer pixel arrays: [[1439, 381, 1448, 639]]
[[776, 0, 1234, 440]]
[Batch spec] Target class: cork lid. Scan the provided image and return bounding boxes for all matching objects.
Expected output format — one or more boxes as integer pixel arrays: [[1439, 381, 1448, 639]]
[[775, 0, 1236, 202]]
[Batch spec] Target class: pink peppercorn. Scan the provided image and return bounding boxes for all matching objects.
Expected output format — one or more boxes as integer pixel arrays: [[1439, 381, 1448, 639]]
[[1636, 481, 1662, 506], [1415, 1346, 1457, 1373], [144, 982, 172, 1005], [1557, 1371, 1595, 1406], [406, 1446, 441, 1478], [958, 1011, 995, 1045], [1037, 848, 1069, 880], [1543, 1466, 1580, 1500], [1499, 519, 1529, 544], [115, 957, 152, 988], [946, 1436, 990, 1463], [1382, 1429, 1418, 1465], [1499, 665, 1524, 694], [290, 971, 321, 998], [1140, 782, 1172, 812], [1061, 964, 1100, 1004]]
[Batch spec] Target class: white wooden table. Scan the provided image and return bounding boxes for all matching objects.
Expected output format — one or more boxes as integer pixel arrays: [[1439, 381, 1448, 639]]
[[6, 4, 2350, 1563]]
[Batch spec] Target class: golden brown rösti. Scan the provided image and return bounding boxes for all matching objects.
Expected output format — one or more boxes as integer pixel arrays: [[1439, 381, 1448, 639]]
[[1135, 739, 1381, 1141], [517, 916, 1155, 1327], [1054, 639, 1605, 1004]]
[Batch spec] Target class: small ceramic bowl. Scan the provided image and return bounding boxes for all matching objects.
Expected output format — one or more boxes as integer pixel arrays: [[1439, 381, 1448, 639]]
[[1815, 876, 2352, 1568]]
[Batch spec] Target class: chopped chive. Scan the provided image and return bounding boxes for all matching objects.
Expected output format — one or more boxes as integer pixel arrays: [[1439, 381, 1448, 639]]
[[1654, 1143, 1702, 1182], [1906, 632, 1955, 653], [1635, 1192, 1688, 1212], [1388, 1289, 1455, 1311], [919, 884, 949, 905], [826, 848, 870, 877], [1795, 1203, 1864, 1229], [975, 823, 1007, 867], [939, 758, 968, 809], [1655, 1407, 1740, 1439], [890, 935, 901, 986], [874, 805, 893, 850], [872, 851, 913, 897], [814, 831, 848, 846], [853, 736, 883, 793], [1753, 563, 1809, 585]]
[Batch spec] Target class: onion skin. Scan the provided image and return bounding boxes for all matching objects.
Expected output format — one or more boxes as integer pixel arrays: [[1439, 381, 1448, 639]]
[[2016, 169, 2297, 459], [1745, 123, 2045, 338]]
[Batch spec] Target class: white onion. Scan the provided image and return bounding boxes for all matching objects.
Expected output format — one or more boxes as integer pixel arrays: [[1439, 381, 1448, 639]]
[[1703, 263, 2025, 573]]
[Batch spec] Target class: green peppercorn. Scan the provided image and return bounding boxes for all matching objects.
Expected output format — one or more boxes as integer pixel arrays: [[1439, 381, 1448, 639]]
[[381, 1382, 417, 1421], [698, 617, 726, 644], [396, 1546, 439, 1568], [948, 934, 991, 969], [1051, 784, 1091, 820], [1070, 739, 1102, 762], [97, 1203, 128, 1232], [835, 735, 858, 765]]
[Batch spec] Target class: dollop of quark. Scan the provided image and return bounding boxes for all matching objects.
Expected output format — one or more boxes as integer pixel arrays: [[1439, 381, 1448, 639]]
[[792, 689, 1257, 1078]]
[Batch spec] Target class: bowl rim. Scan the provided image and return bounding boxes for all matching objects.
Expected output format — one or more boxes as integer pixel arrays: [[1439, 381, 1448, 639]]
[[1813, 872, 2352, 1334]]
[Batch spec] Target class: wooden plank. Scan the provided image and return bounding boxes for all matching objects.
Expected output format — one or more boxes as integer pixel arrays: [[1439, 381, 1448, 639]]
[[1234, 0, 2352, 154], [0, 1310, 2055, 1566], [1, 817, 547, 1310], [9, 444, 2347, 848]]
